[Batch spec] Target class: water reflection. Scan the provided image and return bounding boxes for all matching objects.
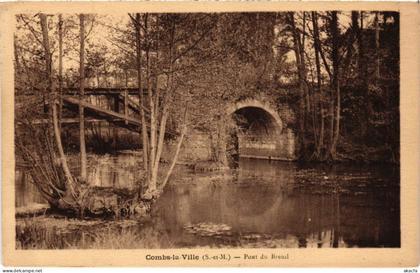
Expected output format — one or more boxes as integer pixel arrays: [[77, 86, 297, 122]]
[[87, 153, 142, 189], [154, 159, 400, 248], [15, 154, 400, 248], [15, 171, 45, 207]]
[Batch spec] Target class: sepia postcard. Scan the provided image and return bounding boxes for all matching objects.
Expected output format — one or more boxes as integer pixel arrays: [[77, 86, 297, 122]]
[[1, 1, 419, 267]]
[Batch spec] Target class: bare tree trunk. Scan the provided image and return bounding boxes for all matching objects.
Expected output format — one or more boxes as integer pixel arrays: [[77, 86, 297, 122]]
[[40, 13, 76, 196], [301, 12, 311, 116], [360, 12, 371, 139], [160, 106, 188, 191], [79, 14, 87, 181], [134, 13, 150, 192], [148, 15, 160, 191], [358, 12, 367, 86], [151, 16, 175, 189], [289, 12, 308, 156], [58, 14, 63, 129], [312, 11, 324, 159], [301, 12, 317, 150], [39, 16, 50, 114], [160, 126, 186, 191], [351, 11, 366, 140], [329, 11, 341, 159], [331, 84, 341, 158], [52, 97, 77, 196], [211, 116, 229, 166], [152, 106, 169, 183], [302, 13, 318, 152], [374, 12, 381, 81], [153, 15, 161, 131], [14, 39, 20, 78], [144, 14, 157, 191], [328, 88, 335, 160]]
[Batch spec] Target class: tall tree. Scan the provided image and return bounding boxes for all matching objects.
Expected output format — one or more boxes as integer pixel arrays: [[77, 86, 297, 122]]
[[134, 13, 149, 192], [311, 11, 325, 158], [328, 11, 341, 159], [374, 11, 381, 81], [130, 13, 210, 197], [288, 12, 309, 156], [39, 13, 78, 200], [58, 14, 64, 127], [79, 14, 87, 181]]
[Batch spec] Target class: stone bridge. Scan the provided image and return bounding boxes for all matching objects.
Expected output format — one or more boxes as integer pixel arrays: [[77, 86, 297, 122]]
[[226, 98, 297, 161], [176, 96, 297, 162]]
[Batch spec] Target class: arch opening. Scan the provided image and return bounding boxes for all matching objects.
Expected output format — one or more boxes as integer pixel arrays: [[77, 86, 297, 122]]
[[225, 100, 295, 162], [232, 107, 281, 138], [226, 105, 283, 162]]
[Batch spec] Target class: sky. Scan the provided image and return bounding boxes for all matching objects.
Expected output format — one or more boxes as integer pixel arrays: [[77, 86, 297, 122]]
[[14, 11, 382, 86]]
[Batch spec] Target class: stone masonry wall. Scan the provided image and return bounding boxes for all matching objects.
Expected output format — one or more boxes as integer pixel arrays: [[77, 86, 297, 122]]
[[238, 128, 296, 161]]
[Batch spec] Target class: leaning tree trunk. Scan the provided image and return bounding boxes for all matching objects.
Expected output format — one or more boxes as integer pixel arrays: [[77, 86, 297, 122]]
[[160, 124, 187, 191], [40, 13, 78, 202]]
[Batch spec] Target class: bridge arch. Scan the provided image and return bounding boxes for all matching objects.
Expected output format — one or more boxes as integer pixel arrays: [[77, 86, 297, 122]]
[[226, 99, 283, 134], [225, 99, 296, 161]]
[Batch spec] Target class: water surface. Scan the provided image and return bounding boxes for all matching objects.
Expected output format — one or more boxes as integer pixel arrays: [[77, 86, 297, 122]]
[[15, 154, 400, 248]]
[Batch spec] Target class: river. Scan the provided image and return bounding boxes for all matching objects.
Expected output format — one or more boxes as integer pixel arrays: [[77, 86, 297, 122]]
[[15, 153, 400, 249]]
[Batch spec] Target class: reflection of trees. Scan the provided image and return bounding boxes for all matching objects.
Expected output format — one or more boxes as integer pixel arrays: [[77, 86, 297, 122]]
[[15, 170, 46, 207], [338, 194, 400, 247]]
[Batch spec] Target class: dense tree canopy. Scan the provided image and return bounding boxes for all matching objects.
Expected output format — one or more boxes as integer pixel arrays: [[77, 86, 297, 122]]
[[14, 11, 400, 215]]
